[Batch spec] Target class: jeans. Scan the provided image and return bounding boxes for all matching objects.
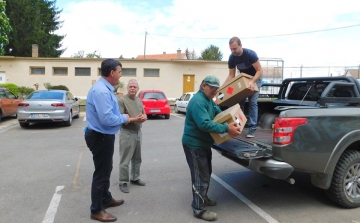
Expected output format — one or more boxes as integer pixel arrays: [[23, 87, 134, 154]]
[[240, 79, 262, 132], [183, 144, 212, 216], [85, 129, 115, 214]]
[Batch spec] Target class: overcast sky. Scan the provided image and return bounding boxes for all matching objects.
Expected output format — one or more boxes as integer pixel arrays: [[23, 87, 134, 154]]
[[56, 0, 360, 67]]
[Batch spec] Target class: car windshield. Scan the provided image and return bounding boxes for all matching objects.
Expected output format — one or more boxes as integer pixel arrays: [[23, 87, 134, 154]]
[[143, 92, 166, 99], [27, 92, 64, 100]]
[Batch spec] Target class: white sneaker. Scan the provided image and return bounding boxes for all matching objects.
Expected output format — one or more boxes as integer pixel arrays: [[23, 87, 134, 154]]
[[246, 130, 255, 138]]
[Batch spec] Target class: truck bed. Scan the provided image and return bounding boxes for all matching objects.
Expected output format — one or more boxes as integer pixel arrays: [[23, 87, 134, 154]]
[[212, 128, 273, 161]]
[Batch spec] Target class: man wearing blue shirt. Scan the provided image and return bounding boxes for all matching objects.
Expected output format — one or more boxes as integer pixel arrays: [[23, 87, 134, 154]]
[[227, 37, 263, 138], [85, 59, 132, 222]]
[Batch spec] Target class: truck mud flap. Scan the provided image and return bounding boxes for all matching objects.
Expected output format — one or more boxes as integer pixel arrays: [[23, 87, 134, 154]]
[[212, 138, 272, 160]]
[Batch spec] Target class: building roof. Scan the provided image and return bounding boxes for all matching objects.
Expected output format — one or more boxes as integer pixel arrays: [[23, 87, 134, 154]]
[[136, 53, 186, 60]]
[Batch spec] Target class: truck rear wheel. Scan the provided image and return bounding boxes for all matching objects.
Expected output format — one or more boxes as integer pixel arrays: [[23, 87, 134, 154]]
[[326, 150, 360, 208], [259, 112, 277, 130]]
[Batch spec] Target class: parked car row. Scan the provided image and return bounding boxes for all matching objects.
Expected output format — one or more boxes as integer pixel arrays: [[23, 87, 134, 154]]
[[0, 87, 80, 127], [1, 86, 197, 127]]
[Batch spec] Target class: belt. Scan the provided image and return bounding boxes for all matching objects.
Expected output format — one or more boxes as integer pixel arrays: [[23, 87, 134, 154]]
[[121, 128, 140, 133], [88, 128, 114, 136]]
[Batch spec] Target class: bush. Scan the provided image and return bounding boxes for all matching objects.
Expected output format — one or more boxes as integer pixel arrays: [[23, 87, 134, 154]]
[[18, 86, 35, 99], [50, 85, 69, 91], [0, 83, 19, 95], [43, 82, 69, 91], [43, 82, 52, 90]]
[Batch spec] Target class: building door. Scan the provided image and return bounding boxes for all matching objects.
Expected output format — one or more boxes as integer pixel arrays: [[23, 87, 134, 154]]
[[0, 72, 6, 83], [183, 74, 195, 93]]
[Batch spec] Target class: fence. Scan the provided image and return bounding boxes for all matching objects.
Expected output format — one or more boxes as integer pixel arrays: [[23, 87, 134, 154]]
[[257, 62, 360, 96]]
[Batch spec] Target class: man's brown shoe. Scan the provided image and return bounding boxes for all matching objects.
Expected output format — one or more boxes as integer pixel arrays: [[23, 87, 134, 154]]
[[130, 179, 146, 186], [90, 210, 117, 222], [103, 198, 124, 209]]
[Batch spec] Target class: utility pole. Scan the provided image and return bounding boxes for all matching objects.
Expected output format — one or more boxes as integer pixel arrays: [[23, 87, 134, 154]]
[[143, 31, 147, 59]]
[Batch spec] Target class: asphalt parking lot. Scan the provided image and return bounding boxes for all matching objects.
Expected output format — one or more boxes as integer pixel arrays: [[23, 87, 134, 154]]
[[1, 113, 360, 223]]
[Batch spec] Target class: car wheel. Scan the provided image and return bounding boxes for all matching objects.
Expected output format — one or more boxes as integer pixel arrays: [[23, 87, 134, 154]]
[[174, 105, 179, 113], [74, 108, 80, 119], [19, 122, 29, 128], [164, 114, 170, 119], [64, 112, 72, 126], [12, 113, 17, 119], [326, 150, 360, 208]]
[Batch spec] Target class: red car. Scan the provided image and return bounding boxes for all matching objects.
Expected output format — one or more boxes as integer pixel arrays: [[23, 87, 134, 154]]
[[138, 90, 170, 119]]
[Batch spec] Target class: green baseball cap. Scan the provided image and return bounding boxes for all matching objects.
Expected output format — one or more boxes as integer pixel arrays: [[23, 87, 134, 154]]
[[203, 75, 220, 87]]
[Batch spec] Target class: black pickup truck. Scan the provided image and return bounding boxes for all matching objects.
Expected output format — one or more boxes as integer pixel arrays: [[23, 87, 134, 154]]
[[213, 76, 360, 208]]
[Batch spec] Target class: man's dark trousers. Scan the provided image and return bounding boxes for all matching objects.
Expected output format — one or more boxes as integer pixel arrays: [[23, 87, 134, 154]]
[[85, 129, 115, 214], [183, 144, 212, 216]]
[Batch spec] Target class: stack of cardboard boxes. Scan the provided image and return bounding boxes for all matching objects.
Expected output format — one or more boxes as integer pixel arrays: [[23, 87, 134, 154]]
[[210, 73, 258, 144]]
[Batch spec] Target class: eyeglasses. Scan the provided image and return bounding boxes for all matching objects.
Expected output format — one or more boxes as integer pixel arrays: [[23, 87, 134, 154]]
[[207, 85, 219, 92]]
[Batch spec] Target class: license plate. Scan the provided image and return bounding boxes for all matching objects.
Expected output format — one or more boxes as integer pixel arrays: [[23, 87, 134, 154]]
[[150, 109, 160, 112], [30, 113, 50, 118]]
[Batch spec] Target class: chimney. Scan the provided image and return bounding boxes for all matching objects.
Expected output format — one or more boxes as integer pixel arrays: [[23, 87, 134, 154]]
[[163, 52, 166, 54], [32, 44, 38, 57], [177, 48, 181, 59]]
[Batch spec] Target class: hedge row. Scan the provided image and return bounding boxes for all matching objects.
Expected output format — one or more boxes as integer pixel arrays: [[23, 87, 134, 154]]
[[0, 83, 70, 98]]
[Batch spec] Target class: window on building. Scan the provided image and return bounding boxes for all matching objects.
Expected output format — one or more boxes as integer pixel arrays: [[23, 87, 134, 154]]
[[75, 67, 91, 76], [98, 68, 101, 76], [122, 68, 136, 77], [31, 67, 45, 75], [53, 67, 68, 76], [144, 69, 159, 77]]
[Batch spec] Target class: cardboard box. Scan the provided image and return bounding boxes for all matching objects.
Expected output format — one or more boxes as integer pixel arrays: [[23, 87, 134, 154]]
[[210, 103, 247, 145], [216, 73, 258, 107]]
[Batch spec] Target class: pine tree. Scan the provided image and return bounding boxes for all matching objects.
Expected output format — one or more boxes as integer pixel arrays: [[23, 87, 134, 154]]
[[0, 0, 12, 55], [4, 0, 65, 57]]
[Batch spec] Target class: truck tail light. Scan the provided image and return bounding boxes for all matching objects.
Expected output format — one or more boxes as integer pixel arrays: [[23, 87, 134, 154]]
[[273, 118, 307, 145], [18, 103, 29, 107]]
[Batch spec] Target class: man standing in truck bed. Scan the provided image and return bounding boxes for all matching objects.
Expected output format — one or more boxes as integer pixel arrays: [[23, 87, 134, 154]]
[[227, 36, 263, 138]]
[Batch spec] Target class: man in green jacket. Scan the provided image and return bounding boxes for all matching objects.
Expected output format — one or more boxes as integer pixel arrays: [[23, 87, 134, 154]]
[[182, 75, 241, 221]]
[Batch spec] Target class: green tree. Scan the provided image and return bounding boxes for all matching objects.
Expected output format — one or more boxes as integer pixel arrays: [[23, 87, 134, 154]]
[[4, 0, 65, 57], [198, 45, 223, 61], [0, 1, 12, 55]]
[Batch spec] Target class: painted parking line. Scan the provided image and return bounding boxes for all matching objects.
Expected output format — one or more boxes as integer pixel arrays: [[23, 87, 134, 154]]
[[42, 186, 65, 223], [0, 121, 18, 133], [212, 174, 279, 223]]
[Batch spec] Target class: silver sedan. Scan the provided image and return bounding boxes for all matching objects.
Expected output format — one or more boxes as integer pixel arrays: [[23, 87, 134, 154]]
[[17, 90, 80, 127]]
